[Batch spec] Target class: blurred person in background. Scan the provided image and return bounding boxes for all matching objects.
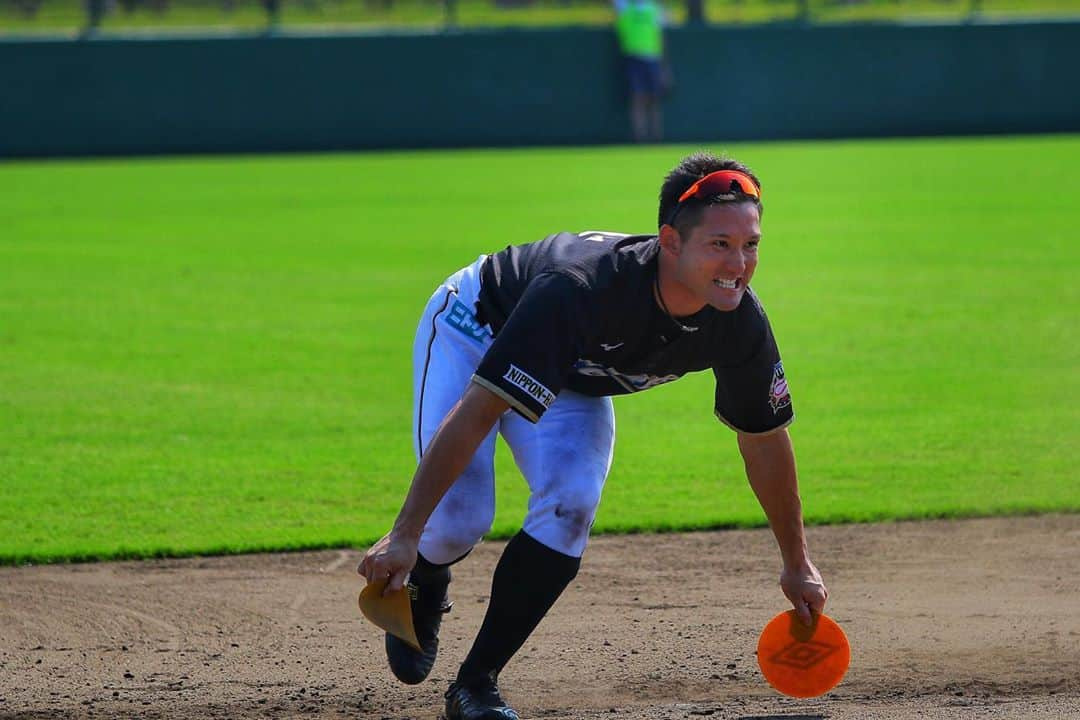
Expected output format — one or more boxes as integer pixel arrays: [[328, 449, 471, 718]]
[[261, 0, 281, 30], [614, 0, 670, 142], [81, 0, 108, 36]]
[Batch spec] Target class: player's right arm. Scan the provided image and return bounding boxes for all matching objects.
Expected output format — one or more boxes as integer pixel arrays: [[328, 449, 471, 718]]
[[358, 382, 508, 592]]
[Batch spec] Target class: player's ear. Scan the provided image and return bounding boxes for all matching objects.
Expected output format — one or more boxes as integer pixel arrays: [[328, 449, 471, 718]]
[[658, 224, 683, 255]]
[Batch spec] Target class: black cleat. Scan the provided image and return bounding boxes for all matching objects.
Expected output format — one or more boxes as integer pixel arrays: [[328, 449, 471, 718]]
[[444, 678, 520, 720], [385, 577, 452, 684]]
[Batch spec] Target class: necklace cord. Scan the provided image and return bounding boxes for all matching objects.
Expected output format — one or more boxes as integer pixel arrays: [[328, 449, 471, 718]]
[[653, 274, 699, 333]]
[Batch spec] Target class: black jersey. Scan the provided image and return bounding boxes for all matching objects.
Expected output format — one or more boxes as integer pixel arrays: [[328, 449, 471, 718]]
[[471, 231, 793, 433]]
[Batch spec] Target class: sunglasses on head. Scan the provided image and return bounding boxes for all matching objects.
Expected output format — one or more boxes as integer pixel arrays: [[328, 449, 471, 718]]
[[666, 169, 761, 226], [679, 170, 761, 202]]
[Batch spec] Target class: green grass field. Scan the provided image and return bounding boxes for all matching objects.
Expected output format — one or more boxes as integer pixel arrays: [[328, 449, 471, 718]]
[[1, 135, 1078, 564], [2, 0, 1078, 34]]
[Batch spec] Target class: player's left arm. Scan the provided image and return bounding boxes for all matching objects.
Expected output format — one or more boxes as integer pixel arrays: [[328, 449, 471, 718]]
[[738, 427, 828, 626]]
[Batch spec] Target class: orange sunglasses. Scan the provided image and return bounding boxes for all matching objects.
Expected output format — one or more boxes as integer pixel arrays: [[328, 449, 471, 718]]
[[666, 169, 761, 227], [678, 169, 761, 203]]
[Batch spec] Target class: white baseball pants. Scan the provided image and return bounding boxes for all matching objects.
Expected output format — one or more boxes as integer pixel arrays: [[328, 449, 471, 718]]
[[412, 257, 616, 563]]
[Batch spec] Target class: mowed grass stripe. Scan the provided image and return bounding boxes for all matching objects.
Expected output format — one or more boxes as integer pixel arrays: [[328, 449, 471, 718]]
[[1, 136, 1077, 563]]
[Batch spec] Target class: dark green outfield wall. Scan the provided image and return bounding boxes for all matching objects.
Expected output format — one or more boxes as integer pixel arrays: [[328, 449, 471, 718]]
[[2, 21, 1078, 157]]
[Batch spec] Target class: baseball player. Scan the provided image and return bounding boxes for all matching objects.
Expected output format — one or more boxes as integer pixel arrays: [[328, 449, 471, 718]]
[[359, 152, 829, 720]]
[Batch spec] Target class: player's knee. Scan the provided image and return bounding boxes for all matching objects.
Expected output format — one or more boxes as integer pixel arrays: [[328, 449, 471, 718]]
[[554, 504, 596, 542], [420, 466, 496, 563], [553, 489, 603, 543], [424, 514, 493, 563], [455, 513, 495, 548], [522, 480, 604, 558]]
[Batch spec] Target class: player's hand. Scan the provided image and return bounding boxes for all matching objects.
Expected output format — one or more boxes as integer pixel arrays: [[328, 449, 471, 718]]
[[780, 559, 828, 627], [357, 531, 419, 595]]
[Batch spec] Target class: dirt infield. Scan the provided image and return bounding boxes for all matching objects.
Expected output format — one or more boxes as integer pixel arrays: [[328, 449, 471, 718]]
[[2, 514, 1078, 720]]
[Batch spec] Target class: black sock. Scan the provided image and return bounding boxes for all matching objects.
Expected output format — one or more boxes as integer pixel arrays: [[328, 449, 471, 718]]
[[456, 531, 580, 687], [410, 551, 451, 588]]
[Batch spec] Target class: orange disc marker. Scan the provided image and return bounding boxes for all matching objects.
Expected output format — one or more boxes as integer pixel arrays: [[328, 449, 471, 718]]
[[756, 610, 850, 698]]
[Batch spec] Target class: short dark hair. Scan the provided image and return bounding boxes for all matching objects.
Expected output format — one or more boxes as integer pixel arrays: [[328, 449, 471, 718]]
[[657, 152, 763, 234]]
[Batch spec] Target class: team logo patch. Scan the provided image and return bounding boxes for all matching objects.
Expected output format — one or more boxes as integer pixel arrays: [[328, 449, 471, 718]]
[[503, 365, 556, 409], [444, 299, 489, 343], [769, 361, 791, 414]]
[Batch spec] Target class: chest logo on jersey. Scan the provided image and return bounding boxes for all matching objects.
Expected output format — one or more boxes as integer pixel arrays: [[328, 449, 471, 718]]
[[444, 299, 490, 343], [504, 365, 556, 409], [573, 359, 680, 392], [769, 361, 792, 414]]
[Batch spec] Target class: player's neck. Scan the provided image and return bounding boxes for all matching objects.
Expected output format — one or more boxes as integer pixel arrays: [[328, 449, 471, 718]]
[[655, 258, 706, 318]]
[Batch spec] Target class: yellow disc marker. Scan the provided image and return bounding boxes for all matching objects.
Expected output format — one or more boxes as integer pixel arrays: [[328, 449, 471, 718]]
[[358, 578, 421, 652]]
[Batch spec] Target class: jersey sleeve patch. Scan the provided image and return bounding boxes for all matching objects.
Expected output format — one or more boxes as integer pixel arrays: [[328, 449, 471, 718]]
[[473, 272, 594, 423], [769, 361, 792, 414], [503, 364, 556, 409], [471, 375, 540, 423]]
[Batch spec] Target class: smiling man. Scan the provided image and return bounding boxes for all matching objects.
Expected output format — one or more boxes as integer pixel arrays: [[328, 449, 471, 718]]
[[359, 152, 829, 720]]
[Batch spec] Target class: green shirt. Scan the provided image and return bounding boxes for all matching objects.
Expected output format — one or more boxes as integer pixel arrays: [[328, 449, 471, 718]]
[[615, 0, 663, 59]]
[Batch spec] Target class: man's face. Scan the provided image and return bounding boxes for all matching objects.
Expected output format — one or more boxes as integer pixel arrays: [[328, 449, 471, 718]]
[[669, 202, 761, 312]]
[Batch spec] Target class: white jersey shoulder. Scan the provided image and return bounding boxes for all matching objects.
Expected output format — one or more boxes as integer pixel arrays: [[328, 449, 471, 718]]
[[578, 230, 632, 243]]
